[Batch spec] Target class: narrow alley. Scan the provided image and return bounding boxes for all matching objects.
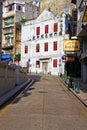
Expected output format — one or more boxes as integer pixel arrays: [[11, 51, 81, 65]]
[[0, 74, 87, 130]]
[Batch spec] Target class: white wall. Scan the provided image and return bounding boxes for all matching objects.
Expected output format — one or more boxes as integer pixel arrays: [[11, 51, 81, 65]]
[[21, 11, 65, 75]]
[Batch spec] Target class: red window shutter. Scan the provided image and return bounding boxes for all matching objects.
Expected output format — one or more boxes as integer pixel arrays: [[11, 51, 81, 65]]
[[26, 62, 29, 68], [45, 25, 49, 34], [36, 44, 40, 52], [36, 27, 40, 35], [44, 43, 48, 51], [54, 23, 58, 32], [25, 46, 28, 53], [36, 60, 40, 68], [53, 41, 57, 51], [53, 59, 57, 67], [59, 59, 61, 63]]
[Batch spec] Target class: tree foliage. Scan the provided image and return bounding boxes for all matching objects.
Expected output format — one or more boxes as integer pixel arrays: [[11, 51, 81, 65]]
[[14, 53, 21, 61], [20, 18, 28, 24]]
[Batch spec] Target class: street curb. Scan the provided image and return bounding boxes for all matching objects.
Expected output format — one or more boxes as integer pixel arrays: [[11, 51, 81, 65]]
[[0, 78, 33, 107], [70, 88, 87, 107], [58, 77, 87, 107]]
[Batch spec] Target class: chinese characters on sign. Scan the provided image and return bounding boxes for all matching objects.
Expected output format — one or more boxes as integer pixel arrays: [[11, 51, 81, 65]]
[[63, 40, 80, 51]]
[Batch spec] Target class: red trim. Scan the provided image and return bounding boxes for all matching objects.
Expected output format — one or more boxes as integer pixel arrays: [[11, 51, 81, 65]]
[[59, 59, 61, 63], [36, 44, 40, 52], [53, 59, 57, 67], [53, 41, 57, 51], [36, 27, 40, 35], [36, 60, 40, 68], [54, 23, 58, 32], [25, 46, 28, 53], [44, 43, 48, 51], [45, 25, 49, 34], [27, 62, 29, 68]]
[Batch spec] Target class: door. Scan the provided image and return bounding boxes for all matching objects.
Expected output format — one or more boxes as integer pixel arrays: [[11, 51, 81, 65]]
[[42, 62, 48, 74]]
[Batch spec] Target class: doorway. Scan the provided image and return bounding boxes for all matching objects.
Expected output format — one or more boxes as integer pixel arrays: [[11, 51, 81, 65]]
[[65, 58, 81, 77], [42, 62, 48, 74]]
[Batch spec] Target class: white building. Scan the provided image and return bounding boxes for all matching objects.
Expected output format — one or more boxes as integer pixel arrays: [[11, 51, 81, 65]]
[[21, 10, 67, 75]]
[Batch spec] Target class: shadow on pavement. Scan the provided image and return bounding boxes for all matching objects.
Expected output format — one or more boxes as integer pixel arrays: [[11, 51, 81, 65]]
[[80, 86, 87, 93], [0, 75, 42, 109], [73, 78, 87, 93], [28, 74, 42, 82], [12, 74, 42, 105]]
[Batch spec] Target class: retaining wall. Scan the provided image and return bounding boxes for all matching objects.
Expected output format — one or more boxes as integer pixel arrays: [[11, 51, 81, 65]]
[[0, 63, 27, 96]]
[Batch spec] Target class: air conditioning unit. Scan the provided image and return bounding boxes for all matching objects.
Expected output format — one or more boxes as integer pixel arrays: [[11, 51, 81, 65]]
[[49, 33, 53, 37], [45, 34, 48, 38], [33, 36, 35, 40], [54, 32, 57, 35], [41, 34, 44, 38], [59, 31, 62, 35], [29, 39, 31, 41], [37, 35, 39, 39]]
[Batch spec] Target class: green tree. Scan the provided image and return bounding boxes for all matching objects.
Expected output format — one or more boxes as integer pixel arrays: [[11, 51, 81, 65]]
[[14, 54, 21, 61], [48, 7, 51, 11], [20, 18, 28, 24]]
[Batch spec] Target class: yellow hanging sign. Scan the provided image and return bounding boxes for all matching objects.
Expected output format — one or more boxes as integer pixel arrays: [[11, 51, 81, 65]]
[[64, 40, 80, 51]]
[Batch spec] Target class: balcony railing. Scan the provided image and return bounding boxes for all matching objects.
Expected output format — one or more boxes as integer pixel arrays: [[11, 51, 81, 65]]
[[2, 43, 14, 50], [3, 28, 14, 34], [3, 10, 15, 18]]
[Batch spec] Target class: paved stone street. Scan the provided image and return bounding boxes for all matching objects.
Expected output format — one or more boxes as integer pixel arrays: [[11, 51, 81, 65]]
[[0, 74, 87, 130]]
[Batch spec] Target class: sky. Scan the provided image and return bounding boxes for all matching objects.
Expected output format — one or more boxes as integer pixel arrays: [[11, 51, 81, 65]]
[[35, 0, 40, 2]]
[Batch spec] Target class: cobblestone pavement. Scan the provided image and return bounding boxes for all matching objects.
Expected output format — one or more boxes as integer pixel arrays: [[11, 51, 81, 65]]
[[0, 74, 87, 130]]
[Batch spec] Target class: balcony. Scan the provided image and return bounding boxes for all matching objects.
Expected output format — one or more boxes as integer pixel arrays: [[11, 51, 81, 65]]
[[3, 10, 16, 18], [3, 27, 14, 35], [2, 43, 14, 50]]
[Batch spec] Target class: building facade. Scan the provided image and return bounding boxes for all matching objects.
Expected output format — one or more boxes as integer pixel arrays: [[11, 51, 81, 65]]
[[62, 0, 81, 78], [0, 0, 3, 61], [21, 10, 70, 75], [41, 0, 77, 37], [2, 0, 40, 62], [77, 0, 87, 83]]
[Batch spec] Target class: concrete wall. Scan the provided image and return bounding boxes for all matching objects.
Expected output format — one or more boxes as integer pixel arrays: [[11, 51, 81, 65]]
[[0, 63, 27, 96]]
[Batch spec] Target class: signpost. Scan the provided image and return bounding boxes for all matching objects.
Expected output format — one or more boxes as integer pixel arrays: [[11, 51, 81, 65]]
[[27, 58, 31, 72]]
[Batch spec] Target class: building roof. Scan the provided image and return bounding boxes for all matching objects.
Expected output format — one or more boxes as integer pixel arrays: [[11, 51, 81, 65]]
[[24, 9, 59, 26]]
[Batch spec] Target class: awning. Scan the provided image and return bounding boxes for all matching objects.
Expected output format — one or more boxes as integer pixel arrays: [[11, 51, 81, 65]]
[[2, 45, 14, 50], [1, 54, 12, 60], [39, 57, 51, 60], [39, 57, 51, 62]]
